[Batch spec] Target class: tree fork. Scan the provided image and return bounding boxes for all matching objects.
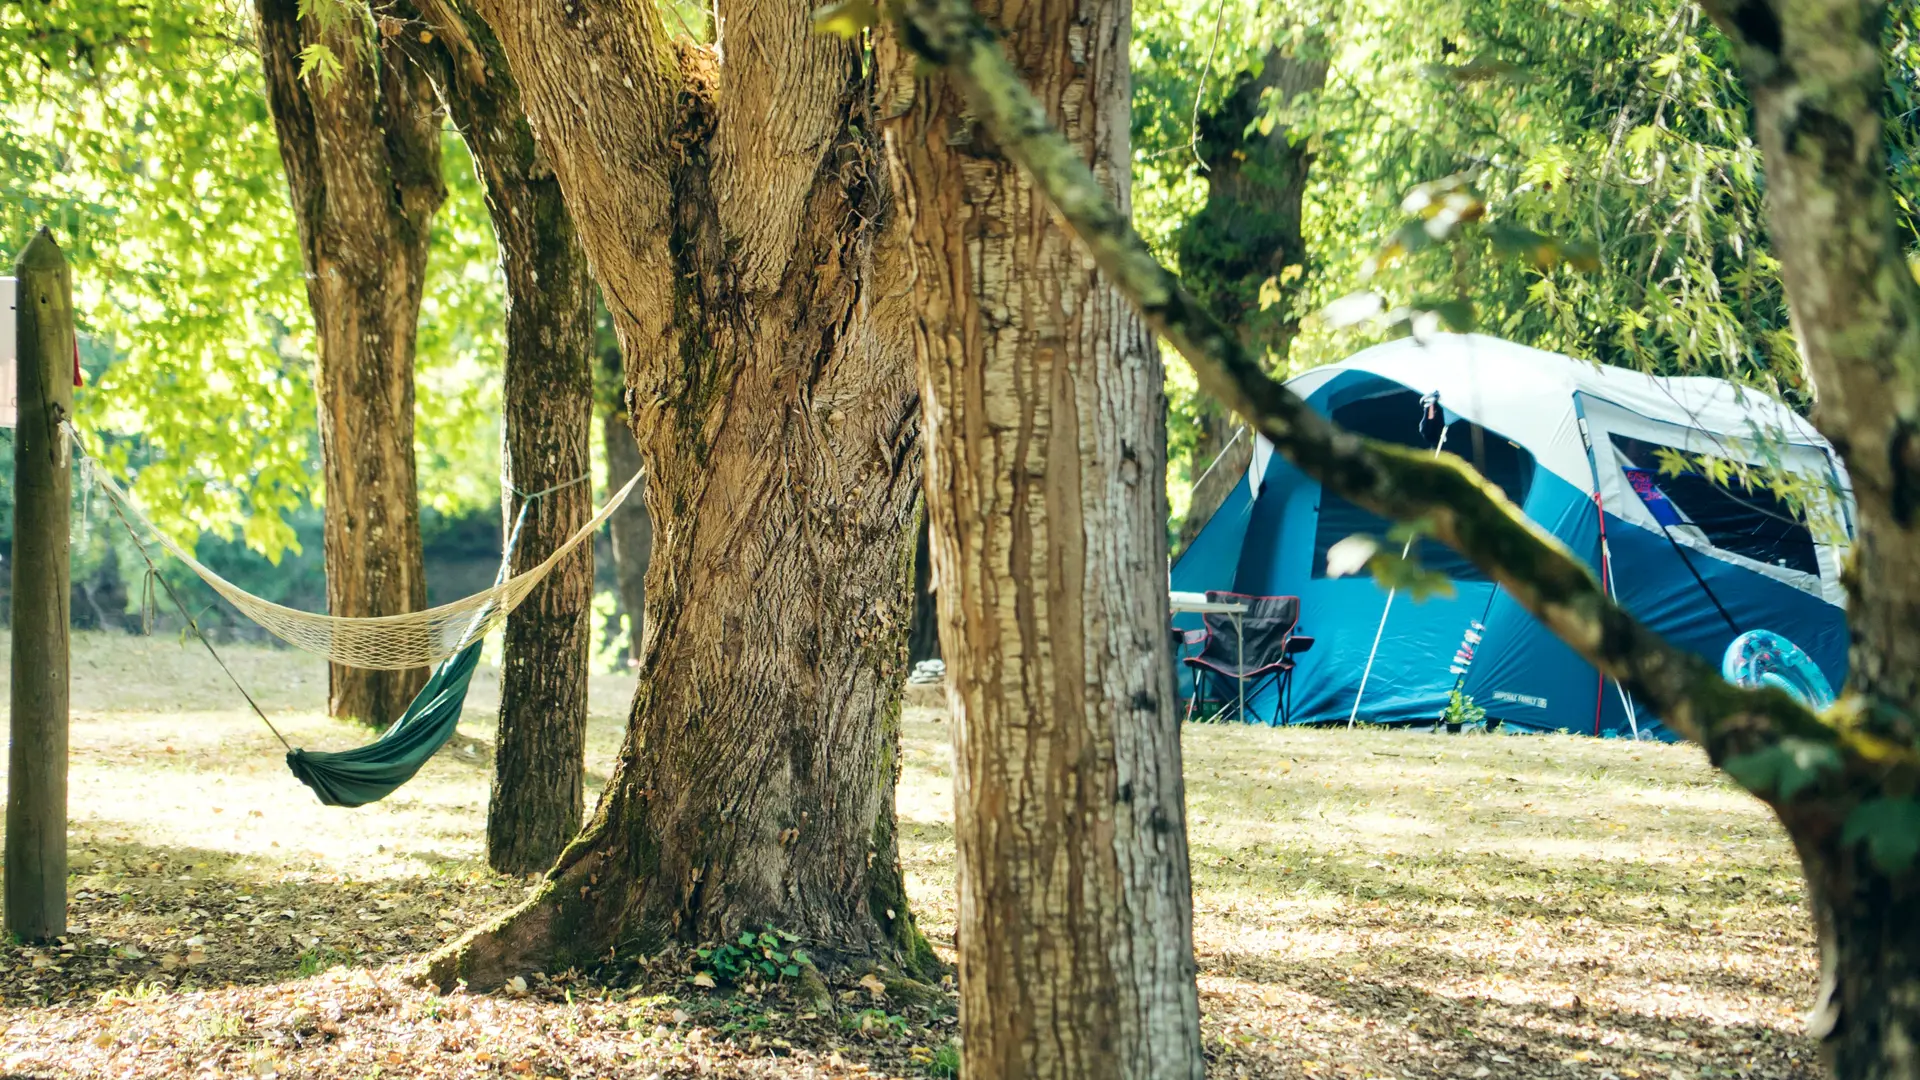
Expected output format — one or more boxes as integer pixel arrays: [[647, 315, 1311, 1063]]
[[5, 229, 75, 943], [413, 0, 936, 990]]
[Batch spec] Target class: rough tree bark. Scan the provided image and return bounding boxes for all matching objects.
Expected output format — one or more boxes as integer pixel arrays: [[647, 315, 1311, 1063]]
[[895, 0, 1920, 1074], [393, 0, 598, 876], [1698, 0, 1920, 1073], [425, 0, 932, 990], [879, 0, 1205, 1073], [599, 327, 652, 664], [1176, 48, 1325, 550], [254, 0, 443, 725]]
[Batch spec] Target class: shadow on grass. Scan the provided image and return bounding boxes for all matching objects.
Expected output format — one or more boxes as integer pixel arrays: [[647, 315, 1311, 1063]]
[[0, 834, 519, 1008], [1202, 953, 1819, 1079]]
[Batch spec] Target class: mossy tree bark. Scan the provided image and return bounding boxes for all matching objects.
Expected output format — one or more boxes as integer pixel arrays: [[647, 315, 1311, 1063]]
[[894, 0, 1920, 1073], [254, 0, 444, 726], [425, 0, 931, 990], [878, 0, 1205, 1073], [1175, 47, 1324, 550], [394, 0, 598, 877], [1699, 0, 1920, 1073]]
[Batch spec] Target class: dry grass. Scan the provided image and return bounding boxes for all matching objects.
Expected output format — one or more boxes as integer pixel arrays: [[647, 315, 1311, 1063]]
[[0, 632, 1819, 1078]]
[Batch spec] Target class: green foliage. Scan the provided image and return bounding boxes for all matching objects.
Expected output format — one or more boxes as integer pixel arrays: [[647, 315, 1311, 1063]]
[[294, 943, 352, 977], [1, 0, 504, 566], [842, 1007, 911, 1038], [926, 1041, 962, 1077], [1722, 737, 1843, 801], [1841, 798, 1920, 873], [1132, 0, 1920, 525], [1441, 688, 1486, 728], [692, 930, 810, 987]]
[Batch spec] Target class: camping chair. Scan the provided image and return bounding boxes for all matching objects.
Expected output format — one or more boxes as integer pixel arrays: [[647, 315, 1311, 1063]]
[[1182, 592, 1314, 725]]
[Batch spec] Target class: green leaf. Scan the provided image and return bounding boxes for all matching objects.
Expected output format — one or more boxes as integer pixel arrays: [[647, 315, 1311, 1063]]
[[296, 43, 343, 88], [1721, 738, 1841, 800], [1842, 799, 1920, 872], [812, 0, 879, 38], [781, 964, 800, 978]]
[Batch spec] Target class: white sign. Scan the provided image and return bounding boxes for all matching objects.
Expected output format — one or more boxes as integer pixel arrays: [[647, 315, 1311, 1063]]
[[1, 276, 15, 428]]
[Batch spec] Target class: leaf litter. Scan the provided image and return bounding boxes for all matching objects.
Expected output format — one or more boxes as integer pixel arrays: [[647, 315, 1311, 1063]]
[[0, 633, 1821, 1077]]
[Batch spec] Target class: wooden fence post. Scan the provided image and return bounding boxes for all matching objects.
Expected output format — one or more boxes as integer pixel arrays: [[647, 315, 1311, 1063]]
[[6, 228, 74, 942]]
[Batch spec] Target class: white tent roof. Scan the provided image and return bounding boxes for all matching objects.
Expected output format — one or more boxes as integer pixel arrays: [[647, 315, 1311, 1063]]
[[1246, 333, 1851, 603], [1258, 333, 1834, 490]]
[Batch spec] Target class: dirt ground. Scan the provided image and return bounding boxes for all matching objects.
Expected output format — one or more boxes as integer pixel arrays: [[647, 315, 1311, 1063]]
[[0, 632, 1820, 1079]]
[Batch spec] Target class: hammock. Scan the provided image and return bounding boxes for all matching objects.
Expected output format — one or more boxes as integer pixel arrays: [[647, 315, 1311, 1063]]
[[68, 423, 640, 806], [286, 638, 485, 806]]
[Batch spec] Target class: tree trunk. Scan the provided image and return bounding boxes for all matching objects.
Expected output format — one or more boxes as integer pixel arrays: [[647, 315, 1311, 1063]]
[[879, 0, 1206, 1072], [427, 0, 931, 990], [600, 333, 651, 664], [1698, 0, 1920, 1074], [1174, 47, 1325, 551], [254, 0, 444, 725], [397, 0, 598, 876]]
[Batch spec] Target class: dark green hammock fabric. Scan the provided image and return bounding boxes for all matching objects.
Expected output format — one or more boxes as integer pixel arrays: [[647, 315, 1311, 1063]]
[[285, 639, 483, 807]]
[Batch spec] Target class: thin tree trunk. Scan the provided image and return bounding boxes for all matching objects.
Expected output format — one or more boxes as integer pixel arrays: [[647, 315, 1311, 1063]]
[[427, 0, 931, 989], [254, 0, 444, 725], [879, 0, 1206, 1072], [600, 332, 651, 664], [1175, 47, 1325, 550], [396, 0, 598, 876]]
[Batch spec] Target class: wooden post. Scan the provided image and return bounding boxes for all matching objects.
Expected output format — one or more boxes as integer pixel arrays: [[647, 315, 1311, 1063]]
[[6, 228, 74, 942]]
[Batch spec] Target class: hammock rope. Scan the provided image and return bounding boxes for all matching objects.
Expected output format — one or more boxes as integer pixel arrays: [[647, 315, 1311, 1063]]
[[63, 423, 641, 807], [64, 423, 640, 670]]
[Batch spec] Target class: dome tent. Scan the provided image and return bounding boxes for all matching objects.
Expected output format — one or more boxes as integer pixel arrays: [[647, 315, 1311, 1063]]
[[1172, 334, 1853, 737]]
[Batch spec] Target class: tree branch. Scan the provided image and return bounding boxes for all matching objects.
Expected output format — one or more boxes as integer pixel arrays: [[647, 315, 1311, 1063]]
[[885, 0, 1920, 788]]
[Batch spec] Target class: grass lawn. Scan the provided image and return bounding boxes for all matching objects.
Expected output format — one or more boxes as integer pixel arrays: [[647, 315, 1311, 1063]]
[[0, 631, 1818, 1078]]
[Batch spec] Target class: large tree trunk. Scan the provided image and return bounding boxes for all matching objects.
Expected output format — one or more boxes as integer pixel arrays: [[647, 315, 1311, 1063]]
[[1699, 0, 1920, 1073], [599, 331, 651, 664], [1174, 48, 1324, 551], [255, 0, 444, 725], [427, 0, 931, 990], [879, 0, 1205, 1073], [397, 1, 598, 876]]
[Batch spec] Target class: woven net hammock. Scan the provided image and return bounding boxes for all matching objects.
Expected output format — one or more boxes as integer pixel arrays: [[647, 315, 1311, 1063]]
[[73, 427, 642, 671]]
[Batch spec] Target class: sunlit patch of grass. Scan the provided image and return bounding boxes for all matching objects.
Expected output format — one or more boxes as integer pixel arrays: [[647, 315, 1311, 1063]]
[[0, 633, 1820, 1079]]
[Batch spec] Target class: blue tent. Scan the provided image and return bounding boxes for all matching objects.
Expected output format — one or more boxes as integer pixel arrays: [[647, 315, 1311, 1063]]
[[1172, 334, 1854, 737]]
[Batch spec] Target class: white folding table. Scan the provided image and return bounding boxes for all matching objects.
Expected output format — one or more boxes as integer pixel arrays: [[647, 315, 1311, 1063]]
[[1169, 591, 1249, 722]]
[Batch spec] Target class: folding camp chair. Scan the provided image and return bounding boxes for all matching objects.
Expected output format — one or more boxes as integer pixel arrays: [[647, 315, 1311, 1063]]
[[1182, 592, 1315, 724]]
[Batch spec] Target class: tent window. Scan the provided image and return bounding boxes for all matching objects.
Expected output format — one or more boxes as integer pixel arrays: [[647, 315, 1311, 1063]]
[[1311, 389, 1536, 580], [1608, 433, 1820, 577]]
